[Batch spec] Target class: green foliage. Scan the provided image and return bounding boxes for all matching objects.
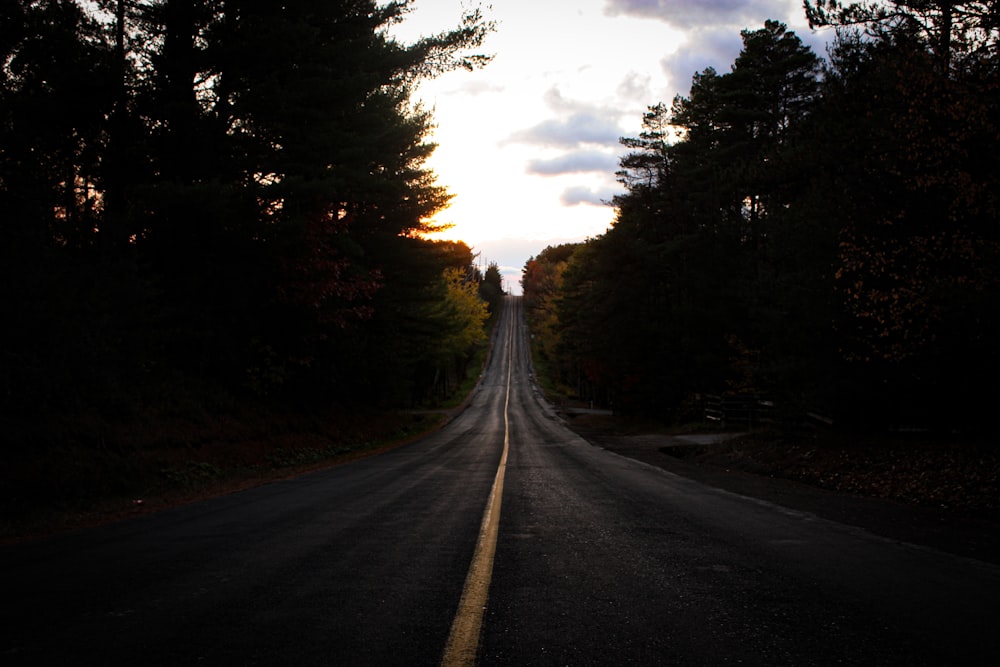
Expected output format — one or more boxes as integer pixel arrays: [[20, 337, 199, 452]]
[[344, 237, 492, 407], [522, 244, 580, 394], [442, 267, 489, 352], [479, 261, 505, 315]]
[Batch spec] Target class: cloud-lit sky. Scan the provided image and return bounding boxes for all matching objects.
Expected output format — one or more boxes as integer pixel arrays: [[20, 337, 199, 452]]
[[391, 1, 832, 292]]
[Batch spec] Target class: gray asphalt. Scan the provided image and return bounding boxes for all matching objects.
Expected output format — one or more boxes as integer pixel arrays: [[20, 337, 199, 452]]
[[0, 303, 513, 666], [3, 297, 999, 666]]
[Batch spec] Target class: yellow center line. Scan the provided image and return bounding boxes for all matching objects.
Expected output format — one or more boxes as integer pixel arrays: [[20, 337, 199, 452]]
[[440, 304, 513, 667]]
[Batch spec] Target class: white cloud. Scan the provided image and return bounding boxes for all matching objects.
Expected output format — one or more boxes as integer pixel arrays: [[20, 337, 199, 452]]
[[661, 27, 746, 95], [401, 0, 828, 276], [507, 112, 622, 148], [445, 79, 506, 96], [541, 87, 581, 114], [617, 71, 653, 103], [526, 151, 619, 176], [603, 0, 800, 29], [506, 88, 628, 150], [602, 0, 818, 100], [560, 185, 618, 207], [502, 87, 627, 221]]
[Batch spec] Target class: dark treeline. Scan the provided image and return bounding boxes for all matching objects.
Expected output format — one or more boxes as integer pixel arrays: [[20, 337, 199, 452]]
[[524, 1, 1000, 433], [1, 1, 502, 427]]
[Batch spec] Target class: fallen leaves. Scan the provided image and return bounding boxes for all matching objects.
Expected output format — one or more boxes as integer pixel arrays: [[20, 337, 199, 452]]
[[676, 431, 1000, 519]]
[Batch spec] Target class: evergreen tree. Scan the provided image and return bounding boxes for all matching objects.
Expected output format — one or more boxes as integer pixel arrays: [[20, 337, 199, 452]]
[[1, 0, 496, 420], [479, 261, 505, 315], [0, 1, 141, 417], [592, 21, 823, 416], [804, 0, 1000, 73], [805, 17, 1000, 429]]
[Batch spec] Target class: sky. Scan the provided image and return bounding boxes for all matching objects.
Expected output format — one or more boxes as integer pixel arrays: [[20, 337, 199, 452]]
[[391, 1, 833, 293]]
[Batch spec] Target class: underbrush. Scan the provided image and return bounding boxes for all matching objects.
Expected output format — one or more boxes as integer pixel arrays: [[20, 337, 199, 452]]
[[0, 402, 444, 542], [668, 428, 1000, 519]]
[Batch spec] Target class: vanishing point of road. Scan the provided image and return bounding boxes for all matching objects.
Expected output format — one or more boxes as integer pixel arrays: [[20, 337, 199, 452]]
[[2, 297, 998, 666]]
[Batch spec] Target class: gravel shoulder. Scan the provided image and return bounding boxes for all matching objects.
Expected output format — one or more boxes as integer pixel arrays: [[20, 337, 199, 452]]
[[562, 412, 1000, 565]]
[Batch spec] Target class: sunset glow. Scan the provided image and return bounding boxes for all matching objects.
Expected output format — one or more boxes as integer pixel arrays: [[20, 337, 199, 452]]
[[391, 0, 828, 290]]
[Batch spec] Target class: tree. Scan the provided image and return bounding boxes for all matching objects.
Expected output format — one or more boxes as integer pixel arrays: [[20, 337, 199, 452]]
[[616, 103, 673, 193], [0, 1, 145, 418], [113, 0, 495, 392], [441, 267, 489, 353], [669, 21, 822, 248], [524, 13, 1000, 431], [809, 21, 1000, 428], [804, 1, 1000, 73], [597, 22, 823, 415], [351, 238, 489, 406], [522, 244, 579, 393], [179, 1, 492, 388], [0, 0, 115, 250], [479, 261, 504, 315], [1, 0, 497, 421]]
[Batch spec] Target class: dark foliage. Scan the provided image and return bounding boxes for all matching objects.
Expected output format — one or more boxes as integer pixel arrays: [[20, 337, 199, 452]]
[[526, 7, 1000, 432], [1, 1, 496, 439]]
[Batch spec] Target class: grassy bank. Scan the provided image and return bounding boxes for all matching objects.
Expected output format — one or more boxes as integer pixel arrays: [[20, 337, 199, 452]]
[[1, 401, 447, 542], [3, 315, 503, 543]]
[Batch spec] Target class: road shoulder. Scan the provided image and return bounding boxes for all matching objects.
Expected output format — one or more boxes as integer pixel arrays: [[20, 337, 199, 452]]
[[563, 415, 1000, 565]]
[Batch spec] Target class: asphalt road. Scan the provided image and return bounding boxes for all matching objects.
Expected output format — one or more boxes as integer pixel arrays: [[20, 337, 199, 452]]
[[3, 297, 998, 666]]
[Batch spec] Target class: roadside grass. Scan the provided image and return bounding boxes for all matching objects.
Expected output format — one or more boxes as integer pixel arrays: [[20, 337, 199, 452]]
[[2, 314, 506, 543], [438, 342, 490, 410], [526, 340, 579, 407], [0, 402, 446, 543]]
